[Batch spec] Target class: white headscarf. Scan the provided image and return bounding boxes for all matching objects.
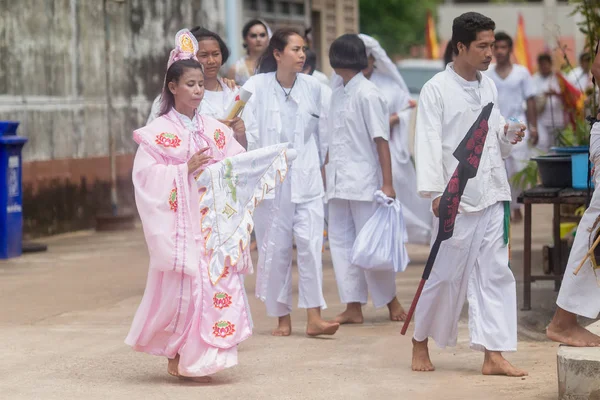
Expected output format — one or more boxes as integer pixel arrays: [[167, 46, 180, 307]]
[[358, 34, 409, 93]]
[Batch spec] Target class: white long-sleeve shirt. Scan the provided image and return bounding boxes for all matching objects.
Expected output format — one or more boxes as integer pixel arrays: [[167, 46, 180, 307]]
[[326, 72, 389, 202], [242, 72, 326, 204], [415, 64, 512, 213]]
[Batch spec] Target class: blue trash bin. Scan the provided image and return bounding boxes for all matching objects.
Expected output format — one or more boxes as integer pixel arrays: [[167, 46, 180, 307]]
[[0, 121, 28, 259]]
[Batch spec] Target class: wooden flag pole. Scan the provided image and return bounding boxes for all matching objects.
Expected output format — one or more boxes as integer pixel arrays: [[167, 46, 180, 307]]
[[573, 232, 600, 275]]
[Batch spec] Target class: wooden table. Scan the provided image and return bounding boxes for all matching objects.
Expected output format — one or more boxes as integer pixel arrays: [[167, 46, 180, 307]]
[[517, 186, 589, 310]]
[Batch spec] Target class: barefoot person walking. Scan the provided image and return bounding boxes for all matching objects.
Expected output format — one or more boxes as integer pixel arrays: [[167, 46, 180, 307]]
[[125, 29, 293, 381], [243, 28, 339, 337], [546, 47, 600, 348], [411, 12, 527, 377], [326, 34, 406, 324]]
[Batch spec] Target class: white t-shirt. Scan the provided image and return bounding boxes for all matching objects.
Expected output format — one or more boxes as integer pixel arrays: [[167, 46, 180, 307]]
[[485, 63, 536, 122], [532, 72, 565, 128], [567, 66, 591, 92]]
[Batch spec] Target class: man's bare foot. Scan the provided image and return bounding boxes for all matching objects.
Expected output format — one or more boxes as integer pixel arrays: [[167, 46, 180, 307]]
[[272, 314, 292, 336], [412, 338, 435, 372], [482, 351, 528, 377], [306, 319, 340, 336], [547, 319, 600, 347], [387, 297, 407, 321], [334, 304, 364, 325], [167, 355, 180, 377]]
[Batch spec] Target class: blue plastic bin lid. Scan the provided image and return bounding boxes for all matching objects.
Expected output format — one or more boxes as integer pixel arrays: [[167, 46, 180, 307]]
[[550, 146, 589, 154], [0, 121, 20, 136], [0, 136, 27, 145]]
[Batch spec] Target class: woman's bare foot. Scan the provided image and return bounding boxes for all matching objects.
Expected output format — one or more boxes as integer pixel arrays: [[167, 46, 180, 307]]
[[306, 319, 340, 336], [334, 303, 364, 324], [387, 297, 407, 321], [411, 338, 435, 372], [272, 314, 292, 336], [306, 307, 339, 336], [547, 308, 600, 347], [167, 355, 180, 377], [481, 351, 528, 377]]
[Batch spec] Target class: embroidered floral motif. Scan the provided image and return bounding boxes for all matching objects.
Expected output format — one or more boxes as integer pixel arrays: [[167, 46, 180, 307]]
[[213, 292, 233, 309], [214, 129, 226, 150], [212, 320, 235, 338], [224, 159, 238, 202], [220, 266, 230, 279], [155, 132, 181, 148], [168, 188, 178, 212]]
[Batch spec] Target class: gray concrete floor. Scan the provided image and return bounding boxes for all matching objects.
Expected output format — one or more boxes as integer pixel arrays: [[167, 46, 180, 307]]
[[0, 205, 569, 399]]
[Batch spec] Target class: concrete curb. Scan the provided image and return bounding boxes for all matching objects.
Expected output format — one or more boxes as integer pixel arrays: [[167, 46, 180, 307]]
[[557, 321, 600, 400]]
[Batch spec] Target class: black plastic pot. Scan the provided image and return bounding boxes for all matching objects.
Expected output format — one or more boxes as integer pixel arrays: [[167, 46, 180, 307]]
[[531, 155, 572, 188]]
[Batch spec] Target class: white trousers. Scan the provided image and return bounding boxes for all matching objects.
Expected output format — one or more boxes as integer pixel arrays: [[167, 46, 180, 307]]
[[413, 202, 517, 352], [392, 158, 433, 245], [254, 178, 326, 317], [556, 171, 600, 319], [328, 199, 397, 308]]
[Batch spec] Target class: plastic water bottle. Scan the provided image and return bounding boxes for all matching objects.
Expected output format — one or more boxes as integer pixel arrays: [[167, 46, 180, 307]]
[[506, 117, 524, 143]]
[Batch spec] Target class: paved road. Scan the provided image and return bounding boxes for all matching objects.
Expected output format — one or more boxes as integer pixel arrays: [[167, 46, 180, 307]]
[[0, 206, 562, 399]]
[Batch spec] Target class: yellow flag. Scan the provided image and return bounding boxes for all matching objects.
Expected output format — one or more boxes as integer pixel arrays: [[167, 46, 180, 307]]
[[514, 14, 532, 72], [425, 10, 439, 59]]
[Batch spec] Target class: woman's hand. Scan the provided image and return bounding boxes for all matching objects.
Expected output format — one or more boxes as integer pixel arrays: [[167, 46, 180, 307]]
[[218, 117, 246, 136], [187, 147, 212, 174], [222, 77, 238, 90], [228, 117, 246, 136], [390, 113, 400, 128]]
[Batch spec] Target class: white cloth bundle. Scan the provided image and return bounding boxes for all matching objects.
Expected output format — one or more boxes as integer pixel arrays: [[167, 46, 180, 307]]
[[351, 191, 410, 272]]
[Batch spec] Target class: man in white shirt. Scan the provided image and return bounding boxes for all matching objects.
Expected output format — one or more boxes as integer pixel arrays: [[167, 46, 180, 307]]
[[485, 32, 538, 223], [567, 52, 592, 93], [412, 12, 527, 377], [532, 53, 565, 153], [546, 50, 600, 347]]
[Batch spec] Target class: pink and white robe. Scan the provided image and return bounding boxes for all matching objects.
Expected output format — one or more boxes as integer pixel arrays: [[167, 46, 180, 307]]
[[125, 109, 291, 377]]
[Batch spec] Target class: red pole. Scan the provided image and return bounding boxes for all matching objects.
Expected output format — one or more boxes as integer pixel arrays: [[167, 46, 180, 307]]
[[400, 278, 426, 335]]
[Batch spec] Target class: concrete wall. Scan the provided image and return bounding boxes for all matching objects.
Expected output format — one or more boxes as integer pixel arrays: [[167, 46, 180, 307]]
[[0, 0, 225, 236]]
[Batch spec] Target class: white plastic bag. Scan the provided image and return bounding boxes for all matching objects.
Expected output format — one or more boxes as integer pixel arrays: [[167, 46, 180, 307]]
[[350, 191, 410, 272]]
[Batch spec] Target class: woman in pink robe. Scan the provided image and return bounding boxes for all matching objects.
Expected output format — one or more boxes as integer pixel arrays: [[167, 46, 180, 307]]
[[125, 29, 262, 382]]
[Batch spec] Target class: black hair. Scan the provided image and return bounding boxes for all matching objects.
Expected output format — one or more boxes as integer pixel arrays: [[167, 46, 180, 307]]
[[443, 41, 454, 66], [494, 31, 513, 48], [580, 52, 592, 63], [257, 28, 303, 73], [159, 59, 203, 116], [537, 53, 552, 65], [304, 49, 317, 75], [451, 12, 496, 55], [329, 34, 368, 71], [242, 19, 269, 52], [190, 26, 230, 64]]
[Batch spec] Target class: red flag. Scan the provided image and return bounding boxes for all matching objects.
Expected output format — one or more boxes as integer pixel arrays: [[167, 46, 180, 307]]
[[556, 72, 585, 128]]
